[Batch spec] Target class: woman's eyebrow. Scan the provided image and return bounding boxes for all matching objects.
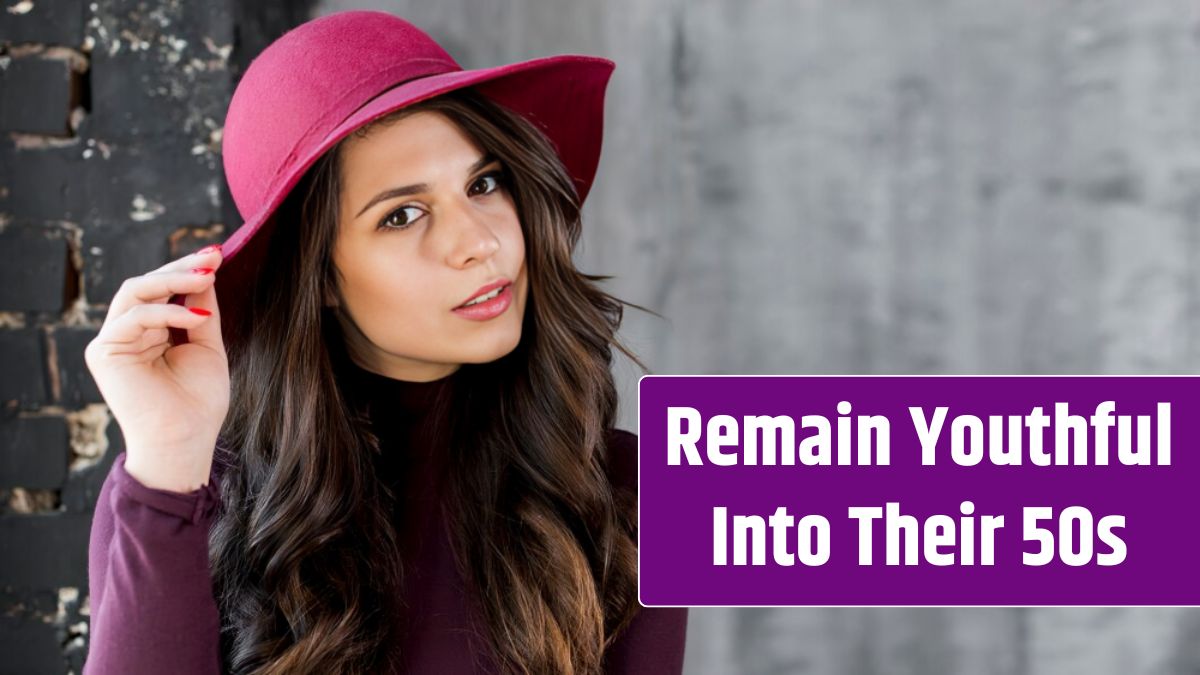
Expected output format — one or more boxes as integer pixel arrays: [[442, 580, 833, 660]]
[[355, 152, 498, 218]]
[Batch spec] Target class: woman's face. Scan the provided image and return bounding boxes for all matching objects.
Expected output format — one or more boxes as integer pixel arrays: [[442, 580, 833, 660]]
[[330, 110, 529, 382]]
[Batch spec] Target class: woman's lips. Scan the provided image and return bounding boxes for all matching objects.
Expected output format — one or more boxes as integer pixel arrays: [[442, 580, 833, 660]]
[[457, 278, 511, 307], [451, 283, 512, 320]]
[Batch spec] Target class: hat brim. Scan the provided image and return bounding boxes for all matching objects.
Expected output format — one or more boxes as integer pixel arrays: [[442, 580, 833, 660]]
[[189, 54, 614, 350]]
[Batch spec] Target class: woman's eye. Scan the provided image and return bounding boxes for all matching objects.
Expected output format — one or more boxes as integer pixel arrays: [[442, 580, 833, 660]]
[[378, 205, 424, 231], [377, 171, 505, 231], [470, 170, 506, 197]]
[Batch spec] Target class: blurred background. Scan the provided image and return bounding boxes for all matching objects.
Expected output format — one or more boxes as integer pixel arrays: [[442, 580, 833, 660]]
[[3, 0, 1200, 673]]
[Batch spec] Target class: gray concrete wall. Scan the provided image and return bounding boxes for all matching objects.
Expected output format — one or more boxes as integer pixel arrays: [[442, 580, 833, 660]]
[[325, 2, 1200, 673]]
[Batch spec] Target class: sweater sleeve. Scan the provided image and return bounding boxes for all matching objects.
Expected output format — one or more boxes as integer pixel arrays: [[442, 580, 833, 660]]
[[84, 450, 223, 675], [603, 428, 689, 675]]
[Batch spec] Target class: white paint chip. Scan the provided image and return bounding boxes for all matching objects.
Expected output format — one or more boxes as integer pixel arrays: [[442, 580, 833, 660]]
[[130, 194, 165, 222]]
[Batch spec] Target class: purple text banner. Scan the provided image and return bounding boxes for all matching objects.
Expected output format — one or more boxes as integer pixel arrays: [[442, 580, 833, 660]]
[[637, 376, 1200, 606]]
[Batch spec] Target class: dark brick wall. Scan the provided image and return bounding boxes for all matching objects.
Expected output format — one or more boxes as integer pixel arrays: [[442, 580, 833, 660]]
[[0, 1, 313, 672]]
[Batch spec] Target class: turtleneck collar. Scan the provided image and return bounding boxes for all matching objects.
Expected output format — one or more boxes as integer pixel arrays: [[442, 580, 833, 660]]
[[341, 357, 456, 420], [321, 305, 452, 416]]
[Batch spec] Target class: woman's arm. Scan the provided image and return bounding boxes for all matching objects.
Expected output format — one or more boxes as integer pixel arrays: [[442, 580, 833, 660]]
[[84, 451, 223, 674], [603, 428, 690, 674]]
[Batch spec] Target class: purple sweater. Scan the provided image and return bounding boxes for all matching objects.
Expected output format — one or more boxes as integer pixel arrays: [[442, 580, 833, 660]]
[[84, 364, 688, 674]]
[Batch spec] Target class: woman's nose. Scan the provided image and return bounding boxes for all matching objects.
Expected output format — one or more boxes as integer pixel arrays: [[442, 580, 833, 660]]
[[442, 199, 502, 268]]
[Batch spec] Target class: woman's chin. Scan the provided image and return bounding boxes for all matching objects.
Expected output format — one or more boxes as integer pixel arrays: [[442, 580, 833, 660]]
[[459, 328, 523, 365]]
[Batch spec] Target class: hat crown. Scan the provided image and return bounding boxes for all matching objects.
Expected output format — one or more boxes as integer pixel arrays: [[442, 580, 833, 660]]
[[222, 11, 460, 220]]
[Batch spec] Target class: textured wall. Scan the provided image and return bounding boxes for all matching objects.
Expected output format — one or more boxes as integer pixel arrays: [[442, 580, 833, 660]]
[[313, 1, 1200, 674], [0, 1, 234, 672], [0, 1, 315, 672]]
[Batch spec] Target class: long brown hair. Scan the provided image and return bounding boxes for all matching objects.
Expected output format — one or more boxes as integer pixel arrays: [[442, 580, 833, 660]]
[[209, 87, 652, 674]]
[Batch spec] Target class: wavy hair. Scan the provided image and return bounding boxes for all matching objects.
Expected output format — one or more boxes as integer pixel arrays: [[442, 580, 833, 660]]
[[208, 87, 652, 674]]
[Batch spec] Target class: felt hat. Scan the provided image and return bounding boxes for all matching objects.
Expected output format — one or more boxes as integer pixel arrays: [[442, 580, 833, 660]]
[[169, 10, 615, 347]]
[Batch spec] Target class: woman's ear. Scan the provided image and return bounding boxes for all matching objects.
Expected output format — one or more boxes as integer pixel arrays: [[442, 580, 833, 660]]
[[323, 284, 340, 308]]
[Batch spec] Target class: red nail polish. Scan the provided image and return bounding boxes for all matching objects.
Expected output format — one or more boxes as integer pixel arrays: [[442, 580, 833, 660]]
[[190, 267, 214, 275], [189, 307, 212, 316], [196, 244, 223, 255]]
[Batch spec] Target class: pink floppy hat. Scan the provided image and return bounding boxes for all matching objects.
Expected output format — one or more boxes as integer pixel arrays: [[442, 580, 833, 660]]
[[169, 10, 615, 346]]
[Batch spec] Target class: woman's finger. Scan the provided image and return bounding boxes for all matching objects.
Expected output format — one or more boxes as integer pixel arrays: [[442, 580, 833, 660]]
[[105, 266, 219, 324], [94, 302, 214, 351], [168, 279, 224, 353], [144, 244, 223, 277]]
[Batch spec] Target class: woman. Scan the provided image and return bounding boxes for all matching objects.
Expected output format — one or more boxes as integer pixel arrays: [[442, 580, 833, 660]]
[[82, 10, 687, 674]]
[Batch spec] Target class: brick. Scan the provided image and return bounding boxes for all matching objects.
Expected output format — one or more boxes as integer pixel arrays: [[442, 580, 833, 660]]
[[0, 0, 87, 46], [0, 513, 91, 588], [0, 136, 85, 223], [0, 616, 63, 675], [0, 133, 223, 230], [51, 326, 100, 406], [0, 328, 46, 408], [61, 422, 120, 513], [0, 585, 58, 617], [0, 586, 88, 673], [0, 414, 69, 489], [0, 51, 85, 136], [86, 0, 232, 142], [81, 223, 171, 306], [85, 139, 226, 226], [0, 223, 69, 312]]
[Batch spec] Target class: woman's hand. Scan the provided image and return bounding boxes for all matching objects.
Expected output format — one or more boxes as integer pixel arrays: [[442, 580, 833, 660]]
[[84, 245, 230, 493]]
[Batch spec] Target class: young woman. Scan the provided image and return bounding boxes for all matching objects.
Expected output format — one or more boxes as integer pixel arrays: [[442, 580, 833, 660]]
[[82, 10, 687, 675]]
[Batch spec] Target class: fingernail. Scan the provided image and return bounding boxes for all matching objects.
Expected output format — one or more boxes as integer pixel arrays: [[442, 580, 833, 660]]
[[190, 267, 215, 275], [189, 307, 212, 316], [196, 244, 223, 255]]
